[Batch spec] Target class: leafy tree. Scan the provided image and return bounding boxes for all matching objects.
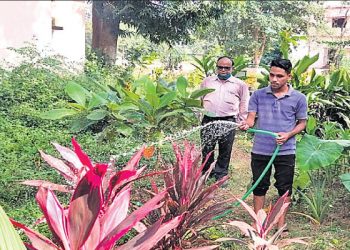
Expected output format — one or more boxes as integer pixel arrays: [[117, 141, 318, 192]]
[[197, 1, 323, 67], [91, 0, 223, 65]]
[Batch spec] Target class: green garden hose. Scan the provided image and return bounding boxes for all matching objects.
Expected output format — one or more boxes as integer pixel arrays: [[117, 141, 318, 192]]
[[212, 128, 280, 220]]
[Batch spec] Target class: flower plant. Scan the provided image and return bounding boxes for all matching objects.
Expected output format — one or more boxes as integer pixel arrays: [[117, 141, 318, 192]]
[[220, 192, 308, 250], [145, 141, 234, 249], [13, 138, 182, 250]]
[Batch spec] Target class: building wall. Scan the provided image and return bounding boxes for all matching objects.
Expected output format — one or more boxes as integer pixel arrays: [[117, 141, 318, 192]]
[[291, 1, 350, 72], [0, 1, 85, 67]]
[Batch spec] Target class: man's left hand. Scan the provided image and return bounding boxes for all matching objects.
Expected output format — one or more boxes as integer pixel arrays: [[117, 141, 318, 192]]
[[276, 132, 291, 145]]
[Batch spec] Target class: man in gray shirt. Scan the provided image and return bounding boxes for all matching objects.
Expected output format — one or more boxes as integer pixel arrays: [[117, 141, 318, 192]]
[[240, 58, 307, 232]]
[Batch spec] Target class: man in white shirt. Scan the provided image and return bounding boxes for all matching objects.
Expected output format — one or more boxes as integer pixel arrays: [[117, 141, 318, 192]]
[[200, 56, 249, 181]]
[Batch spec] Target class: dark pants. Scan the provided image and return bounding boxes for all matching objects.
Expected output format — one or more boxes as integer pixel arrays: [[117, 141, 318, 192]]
[[251, 153, 295, 196], [201, 115, 236, 180]]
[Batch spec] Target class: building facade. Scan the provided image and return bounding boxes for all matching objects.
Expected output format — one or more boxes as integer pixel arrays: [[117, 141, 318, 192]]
[[292, 1, 350, 72], [0, 1, 85, 68]]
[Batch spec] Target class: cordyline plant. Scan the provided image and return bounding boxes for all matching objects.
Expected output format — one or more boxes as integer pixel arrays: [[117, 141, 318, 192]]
[[12, 138, 184, 250], [141, 141, 234, 249], [218, 192, 308, 250]]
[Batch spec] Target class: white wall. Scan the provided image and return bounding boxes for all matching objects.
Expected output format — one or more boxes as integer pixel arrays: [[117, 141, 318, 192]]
[[0, 1, 85, 68]]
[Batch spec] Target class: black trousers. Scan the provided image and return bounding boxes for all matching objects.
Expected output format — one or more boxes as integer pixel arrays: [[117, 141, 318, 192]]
[[251, 153, 295, 196], [201, 115, 236, 180]]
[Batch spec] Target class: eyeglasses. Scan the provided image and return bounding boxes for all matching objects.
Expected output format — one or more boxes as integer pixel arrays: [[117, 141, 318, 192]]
[[216, 65, 231, 70]]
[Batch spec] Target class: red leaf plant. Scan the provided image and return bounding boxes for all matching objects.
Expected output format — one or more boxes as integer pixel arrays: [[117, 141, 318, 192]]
[[12, 138, 182, 250], [217, 192, 308, 250], [144, 141, 234, 249]]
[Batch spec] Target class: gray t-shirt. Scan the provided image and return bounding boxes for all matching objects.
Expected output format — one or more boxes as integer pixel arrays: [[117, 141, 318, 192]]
[[248, 85, 308, 156]]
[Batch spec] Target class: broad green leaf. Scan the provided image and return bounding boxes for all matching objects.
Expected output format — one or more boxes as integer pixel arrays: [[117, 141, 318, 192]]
[[0, 205, 26, 250], [318, 99, 335, 106], [296, 134, 344, 171], [294, 54, 319, 77], [159, 92, 176, 108], [118, 102, 139, 111], [138, 100, 153, 116], [70, 118, 97, 132], [123, 89, 140, 102], [88, 93, 108, 110], [111, 112, 127, 120], [322, 139, 350, 149], [306, 116, 317, 135], [156, 81, 170, 94], [40, 109, 78, 120], [293, 170, 310, 190], [176, 76, 188, 97], [65, 82, 87, 106], [134, 75, 154, 94], [157, 110, 183, 123], [190, 88, 215, 99], [67, 103, 86, 111], [340, 173, 350, 192], [87, 109, 109, 121], [116, 123, 133, 136], [185, 99, 201, 107], [146, 93, 160, 109], [144, 77, 156, 95]]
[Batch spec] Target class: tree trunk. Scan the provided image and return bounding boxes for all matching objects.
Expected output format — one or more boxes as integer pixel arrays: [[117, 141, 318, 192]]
[[92, 1, 120, 65], [252, 29, 266, 68]]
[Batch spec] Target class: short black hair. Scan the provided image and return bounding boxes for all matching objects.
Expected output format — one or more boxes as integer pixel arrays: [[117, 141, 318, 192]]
[[270, 59, 292, 73], [217, 56, 234, 66]]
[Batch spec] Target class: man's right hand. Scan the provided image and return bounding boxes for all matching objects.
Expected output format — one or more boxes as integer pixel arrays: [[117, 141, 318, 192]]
[[239, 122, 250, 130]]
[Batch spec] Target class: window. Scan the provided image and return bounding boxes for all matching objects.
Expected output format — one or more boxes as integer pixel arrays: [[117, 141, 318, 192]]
[[332, 17, 347, 28], [52, 17, 63, 31], [328, 48, 336, 64]]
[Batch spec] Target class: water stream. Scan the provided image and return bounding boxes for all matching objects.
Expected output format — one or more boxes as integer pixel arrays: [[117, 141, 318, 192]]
[[109, 120, 241, 162]]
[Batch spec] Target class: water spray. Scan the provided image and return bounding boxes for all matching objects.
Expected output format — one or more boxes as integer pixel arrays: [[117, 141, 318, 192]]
[[108, 120, 280, 220]]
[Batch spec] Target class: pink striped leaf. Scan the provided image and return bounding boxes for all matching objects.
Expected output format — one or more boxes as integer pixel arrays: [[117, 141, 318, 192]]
[[264, 191, 289, 232], [96, 189, 168, 250], [11, 219, 59, 250], [108, 167, 146, 202], [186, 246, 220, 250], [39, 150, 76, 182], [118, 215, 184, 250], [67, 164, 107, 250], [124, 145, 145, 170], [100, 186, 131, 240], [52, 142, 83, 171], [81, 217, 101, 250], [35, 187, 70, 249], [71, 137, 93, 170], [20, 180, 70, 193]]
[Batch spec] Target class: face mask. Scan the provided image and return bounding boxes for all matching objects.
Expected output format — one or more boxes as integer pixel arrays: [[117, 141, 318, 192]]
[[218, 73, 231, 80]]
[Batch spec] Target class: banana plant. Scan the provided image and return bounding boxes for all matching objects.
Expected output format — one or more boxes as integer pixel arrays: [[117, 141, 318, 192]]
[[190, 55, 215, 79], [191, 55, 250, 80], [122, 76, 214, 141], [279, 30, 307, 60], [232, 55, 250, 77], [40, 81, 133, 135]]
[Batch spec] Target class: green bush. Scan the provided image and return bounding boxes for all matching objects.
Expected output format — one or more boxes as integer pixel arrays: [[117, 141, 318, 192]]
[[0, 46, 143, 226]]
